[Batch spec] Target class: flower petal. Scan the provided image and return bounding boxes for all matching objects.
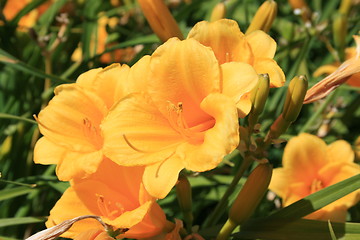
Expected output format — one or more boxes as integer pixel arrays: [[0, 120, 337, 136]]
[[37, 84, 107, 152], [253, 58, 285, 87], [245, 30, 276, 59], [74, 230, 114, 240], [102, 92, 182, 166], [327, 140, 354, 164], [143, 155, 184, 199], [282, 133, 328, 184], [180, 93, 239, 172], [46, 187, 104, 239], [187, 19, 253, 64], [221, 61, 258, 106], [149, 37, 220, 126], [34, 137, 64, 165], [269, 168, 291, 197]]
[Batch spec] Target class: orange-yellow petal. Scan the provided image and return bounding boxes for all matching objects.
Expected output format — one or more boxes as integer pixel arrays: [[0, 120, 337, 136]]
[[149, 38, 220, 126], [187, 19, 253, 64], [282, 133, 328, 183], [253, 58, 285, 87], [102, 93, 182, 166], [46, 187, 104, 239], [221, 62, 258, 116], [143, 156, 184, 199], [74, 230, 113, 240], [180, 93, 239, 172], [37, 84, 107, 152], [269, 168, 291, 197], [34, 137, 64, 165], [326, 140, 354, 164], [313, 64, 339, 78], [245, 30, 276, 59]]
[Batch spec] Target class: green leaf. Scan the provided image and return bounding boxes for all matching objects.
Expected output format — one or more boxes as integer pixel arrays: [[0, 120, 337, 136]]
[[234, 218, 360, 240], [0, 186, 36, 201], [0, 236, 20, 240], [0, 217, 46, 228], [268, 174, 360, 220], [0, 48, 72, 83]]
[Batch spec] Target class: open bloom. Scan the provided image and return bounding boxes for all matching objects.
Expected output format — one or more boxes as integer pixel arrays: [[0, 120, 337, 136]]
[[187, 19, 285, 89], [34, 59, 149, 180], [304, 35, 360, 103], [46, 159, 172, 239], [269, 133, 360, 222], [102, 37, 259, 198]]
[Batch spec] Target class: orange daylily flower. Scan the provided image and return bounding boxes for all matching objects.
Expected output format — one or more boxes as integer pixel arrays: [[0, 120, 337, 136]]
[[47, 159, 172, 239], [187, 19, 285, 88], [304, 35, 360, 103], [34, 59, 149, 180], [73, 229, 114, 240], [102, 37, 259, 198], [2, 0, 52, 29], [269, 133, 360, 222]]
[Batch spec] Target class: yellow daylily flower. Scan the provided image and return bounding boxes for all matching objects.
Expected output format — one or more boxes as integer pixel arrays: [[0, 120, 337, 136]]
[[34, 58, 150, 181], [102, 38, 259, 198], [46, 159, 172, 239], [269, 133, 360, 222], [187, 19, 285, 88], [304, 35, 360, 103]]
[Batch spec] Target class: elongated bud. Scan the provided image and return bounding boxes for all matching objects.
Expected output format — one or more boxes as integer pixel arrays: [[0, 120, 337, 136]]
[[210, 2, 226, 22], [216, 163, 272, 240], [332, 13, 347, 61], [282, 75, 308, 122], [176, 174, 193, 230], [248, 74, 270, 129], [229, 162, 272, 224], [339, 0, 352, 15], [246, 0, 277, 34], [267, 76, 307, 140], [138, 0, 184, 42]]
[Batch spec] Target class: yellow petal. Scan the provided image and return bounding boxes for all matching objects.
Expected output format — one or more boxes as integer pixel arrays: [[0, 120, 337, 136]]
[[245, 30, 276, 59], [149, 37, 220, 126], [313, 64, 338, 77], [37, 84, 107, 152], [102, 92, 182, 166], [46, 187, 104, 239], [34, 137, 64, 165], [282, 133, 328, 184], [221, 62, 258, 113], [237, 93, 252, 118], [55, 150, 103, 181], [143, 156, 184, 199], [326, 140, 354, 164], [187, 19, 253, 64], [253, 58, 285, 87], [180, 93, 239, 172], [269, 168, 291, 197]]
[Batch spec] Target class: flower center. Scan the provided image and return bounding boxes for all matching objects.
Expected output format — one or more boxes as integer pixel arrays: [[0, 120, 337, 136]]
[[310, 178, 324, 194], [82, 117, 103, 149], [96, 194, 125, 220], [166, 102, 213, 144]]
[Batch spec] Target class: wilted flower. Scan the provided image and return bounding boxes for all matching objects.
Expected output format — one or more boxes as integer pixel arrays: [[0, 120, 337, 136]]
[[46, 159, 172, 239], [34, 59, 149, 180], [102, 37, 259, 198], [269, 133, 360, 222], [304, 35, 360, 103]]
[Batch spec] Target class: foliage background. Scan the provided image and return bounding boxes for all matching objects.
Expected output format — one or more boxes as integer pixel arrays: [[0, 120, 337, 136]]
[[0, 0, 359, 239]]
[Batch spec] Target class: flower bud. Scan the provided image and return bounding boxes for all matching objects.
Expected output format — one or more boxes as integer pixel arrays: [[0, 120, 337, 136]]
[[210, 2, 226, 22], [245, 0, 277, 34], [175, 174, 193, 230], [229, 162, 272, 225], [282, 75, 308, 122], [332, 12, 347, 60], [138, 0, 184, 42], [248, 74, 270, 129]]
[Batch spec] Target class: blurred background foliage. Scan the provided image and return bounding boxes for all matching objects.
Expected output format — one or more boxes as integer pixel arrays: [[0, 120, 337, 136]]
[[0, 0, 359, 239]]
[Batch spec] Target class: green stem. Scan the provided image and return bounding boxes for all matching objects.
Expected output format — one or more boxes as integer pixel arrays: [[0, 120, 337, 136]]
[[203, 153, 252, 228], [0, 113, 37, 125], [216, 219, 237, 240], [299, 90, 338, 133]]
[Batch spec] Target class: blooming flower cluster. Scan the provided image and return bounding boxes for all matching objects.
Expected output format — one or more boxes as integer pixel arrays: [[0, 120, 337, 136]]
[[33, 19, 284, 239]]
